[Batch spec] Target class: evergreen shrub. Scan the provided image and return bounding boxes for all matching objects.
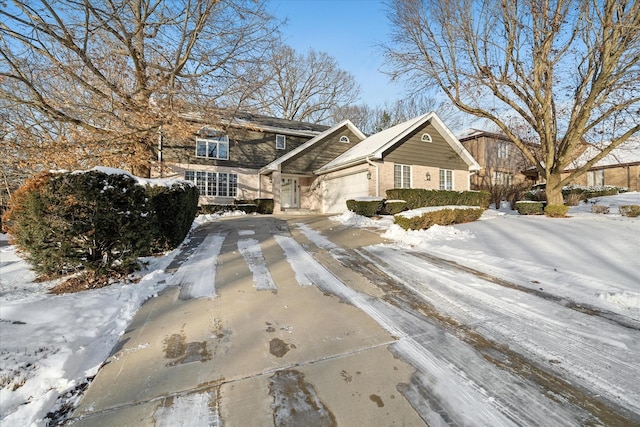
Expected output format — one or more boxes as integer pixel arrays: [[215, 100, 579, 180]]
[[385, 189, 490, 209], [381, 200, 407, 215], [515, 201, 544, 215], [394, 207, 484, 230], [544, 204, 569, 218], [346, 198, 384, 217], [619, 205, 640, 217], [254, 198, 274, 214], [3, 169, 199, 280]]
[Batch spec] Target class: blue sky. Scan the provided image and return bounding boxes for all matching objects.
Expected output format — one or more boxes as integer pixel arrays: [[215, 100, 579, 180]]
[[267, 0, 404, 107]]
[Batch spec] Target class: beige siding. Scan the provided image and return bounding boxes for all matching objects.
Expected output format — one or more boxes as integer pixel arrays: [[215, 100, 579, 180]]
[[384, 123, 469, 170], [562, 164, 640, 192]]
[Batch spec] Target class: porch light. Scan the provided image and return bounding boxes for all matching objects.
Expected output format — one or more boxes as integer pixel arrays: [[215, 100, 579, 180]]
[[367, 171, 372, 180], [426, 172, 431, 181]]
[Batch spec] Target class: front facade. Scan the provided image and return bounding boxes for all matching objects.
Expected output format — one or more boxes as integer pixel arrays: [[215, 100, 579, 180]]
[[458, 129, 536, 190], [161, 110, 480, 214]]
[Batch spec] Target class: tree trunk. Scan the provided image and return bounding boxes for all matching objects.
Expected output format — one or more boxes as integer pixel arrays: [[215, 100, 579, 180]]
[[545, 172, 564, 206]]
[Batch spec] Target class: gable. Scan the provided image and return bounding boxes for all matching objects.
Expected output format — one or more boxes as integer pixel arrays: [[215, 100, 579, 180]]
[[383, 123, 469, 170], [281, 128, 363, 174]]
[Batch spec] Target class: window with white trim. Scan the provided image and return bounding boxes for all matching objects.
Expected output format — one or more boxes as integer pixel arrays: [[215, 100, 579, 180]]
[[394, 164, 411, 188], [276, 134, 286, 150], [587, 169, 604, 187], [494, 171, 511, 186], [184, 171, 237, 197], [439, 169, 453, 190], [497, 141, 510, 158], [339, 135, 350, 143], [421, 133, 432, 142], [196, 133, 229, 160]]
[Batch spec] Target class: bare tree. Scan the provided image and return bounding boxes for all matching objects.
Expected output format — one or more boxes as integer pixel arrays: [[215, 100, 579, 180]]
[[0, 0, 276, 177], [241, 44, 361, 123], [384, 0, 640, 205]]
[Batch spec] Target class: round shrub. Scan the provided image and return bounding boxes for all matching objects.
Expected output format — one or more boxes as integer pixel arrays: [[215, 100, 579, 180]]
[[619, 205, 640, 217], [544, 204, 569, 218]]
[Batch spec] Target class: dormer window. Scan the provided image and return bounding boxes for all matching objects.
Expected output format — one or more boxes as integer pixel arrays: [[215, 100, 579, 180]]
[[339, 135, 350, 143], [421, 133, 433, 142], [276, 134, 286, 150]]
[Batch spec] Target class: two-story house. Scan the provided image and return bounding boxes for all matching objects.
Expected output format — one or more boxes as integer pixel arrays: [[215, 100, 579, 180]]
[[160, 110, 480, 213], [457, 129, 536, 190]]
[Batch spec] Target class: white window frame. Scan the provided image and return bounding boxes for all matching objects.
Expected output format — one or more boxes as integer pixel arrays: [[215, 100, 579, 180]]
[[421, 133, 432, 143], [276, 134, 286, 150], [497, 141, 510, 159], [494, 171, 511, 186], [439, 169, 453, 190], [185, 171, 237, 197], [196, 135, 229, 160], [587, 169, 604, 187], [339, 135, 350, 143], [394, 164, 411, 188]]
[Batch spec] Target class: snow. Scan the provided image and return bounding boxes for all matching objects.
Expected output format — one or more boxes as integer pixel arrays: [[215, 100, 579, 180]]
[[1, 193, 639, 425]]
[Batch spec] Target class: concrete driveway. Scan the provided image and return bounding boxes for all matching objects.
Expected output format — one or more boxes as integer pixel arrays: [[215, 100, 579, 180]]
[[67, 215, 425, 426]]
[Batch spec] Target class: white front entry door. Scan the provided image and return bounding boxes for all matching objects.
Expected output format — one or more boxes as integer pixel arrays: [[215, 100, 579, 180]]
[[281, 177, 299, 209]]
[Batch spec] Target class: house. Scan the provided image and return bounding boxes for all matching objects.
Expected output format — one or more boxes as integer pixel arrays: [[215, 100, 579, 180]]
[[457, 129, 537, 190], [314, 112, 480, 212], [161, 111, 479, 214], [561, 139, 640, 191]]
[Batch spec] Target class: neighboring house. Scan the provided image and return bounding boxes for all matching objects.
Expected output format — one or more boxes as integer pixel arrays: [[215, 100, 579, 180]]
[[161, 110, 479, 214], [562, 139, 640, 191], [314, 112, 480, 213], [458, 129, 537, 190]]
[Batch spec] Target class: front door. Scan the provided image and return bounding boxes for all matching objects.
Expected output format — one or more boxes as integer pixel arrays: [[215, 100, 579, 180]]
[[281, 177, 299, 209]]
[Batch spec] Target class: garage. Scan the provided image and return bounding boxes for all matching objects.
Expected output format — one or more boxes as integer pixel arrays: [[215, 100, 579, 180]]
[[322, 170, 370, 213]]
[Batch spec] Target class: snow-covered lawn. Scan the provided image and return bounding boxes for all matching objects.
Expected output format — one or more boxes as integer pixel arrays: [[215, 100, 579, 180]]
[[1, 194, 639, 425]]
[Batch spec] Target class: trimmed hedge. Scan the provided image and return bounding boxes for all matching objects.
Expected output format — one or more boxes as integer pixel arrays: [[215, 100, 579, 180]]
[[544, 204, 569, 218], [619, 205, 640, 217], [394, 207, 484, 230], [255, 198, 274, 214], [2, 169, 198, 279], [385, 189, 491, 210], [381, 200, 407, 215], [346, 199, 384, 217], [515, 201, 544, 215]]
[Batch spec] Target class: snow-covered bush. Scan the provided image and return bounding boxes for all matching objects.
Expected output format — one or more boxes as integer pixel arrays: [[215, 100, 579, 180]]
[[2, 168, 198, 282], [381, 199, 407, 215]]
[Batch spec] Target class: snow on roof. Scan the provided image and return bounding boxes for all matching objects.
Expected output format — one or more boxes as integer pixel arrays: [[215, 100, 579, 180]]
[[316, 112, 479, 173], [568, 139, 640, 169]]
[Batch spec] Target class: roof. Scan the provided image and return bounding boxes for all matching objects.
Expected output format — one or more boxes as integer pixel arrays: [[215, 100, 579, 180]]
[[316, 112, 480, 173], [456, 128, 512, 142], [260, 119, 366, 174], [181, 109, 330, 137], [567, 138, 640, 170]]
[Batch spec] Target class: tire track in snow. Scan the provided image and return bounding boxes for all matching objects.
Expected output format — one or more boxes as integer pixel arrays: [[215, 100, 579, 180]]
[[274, 234, 591, 426], [237, 238, 277, 291], [364, 245, 640, 422], [171, 233, 226, 299]]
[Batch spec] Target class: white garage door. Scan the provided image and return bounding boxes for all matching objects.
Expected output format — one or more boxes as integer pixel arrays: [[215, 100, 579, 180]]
[[322, 171, 370, 213]]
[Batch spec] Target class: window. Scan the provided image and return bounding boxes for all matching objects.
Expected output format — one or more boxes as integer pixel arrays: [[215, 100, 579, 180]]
[[421, 133, 432, 143], [494, 171, 511, 186], [587, 169, 604, 187], [439, 169, 453, 190], [339, 135, 350, 143], [497, 141, 510, 159], [184, 171, 237, 197], [276, 134, 286, 150], [196, 134, 229, 160], [394, 164, 411, 188]]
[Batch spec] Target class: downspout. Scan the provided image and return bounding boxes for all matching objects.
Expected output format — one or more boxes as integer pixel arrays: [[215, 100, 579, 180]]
[[365, 157, 379, 197]]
